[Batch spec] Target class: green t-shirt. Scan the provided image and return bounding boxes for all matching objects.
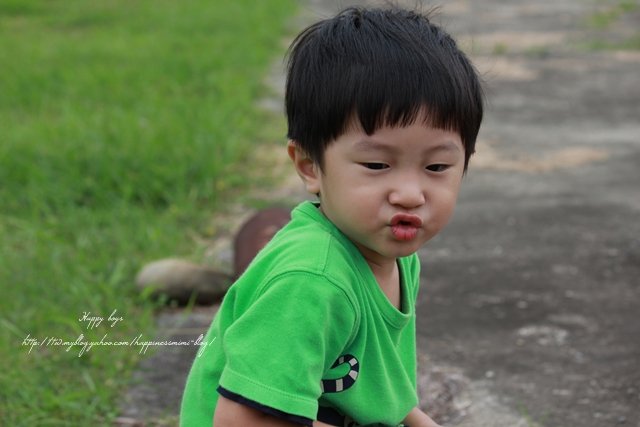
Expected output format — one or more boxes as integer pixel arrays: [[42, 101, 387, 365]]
[[180, 201, 420, 426]]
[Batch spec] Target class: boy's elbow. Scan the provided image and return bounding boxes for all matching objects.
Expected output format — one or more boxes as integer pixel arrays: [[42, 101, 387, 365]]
[[212, 395, 253, 426], [213, 395, 303, 427]]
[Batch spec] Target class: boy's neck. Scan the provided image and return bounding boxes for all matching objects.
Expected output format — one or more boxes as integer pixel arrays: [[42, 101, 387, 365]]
[[368, 258, 401, 310], [366, 257, 397, 280]]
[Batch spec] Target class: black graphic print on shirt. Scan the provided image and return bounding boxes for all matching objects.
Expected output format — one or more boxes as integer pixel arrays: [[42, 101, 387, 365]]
[[321, 354, 359, 393]]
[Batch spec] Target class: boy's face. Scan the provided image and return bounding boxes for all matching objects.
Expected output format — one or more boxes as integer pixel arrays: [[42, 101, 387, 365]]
[[290, 120, 465, 269]]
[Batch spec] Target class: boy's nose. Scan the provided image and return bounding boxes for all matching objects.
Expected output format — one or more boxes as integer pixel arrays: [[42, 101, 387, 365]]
[[388, 181, 426, 209]]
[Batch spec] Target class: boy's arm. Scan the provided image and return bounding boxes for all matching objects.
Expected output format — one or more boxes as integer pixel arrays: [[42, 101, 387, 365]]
[[213, 395, 335, 427], [403, 406, 441, 427]]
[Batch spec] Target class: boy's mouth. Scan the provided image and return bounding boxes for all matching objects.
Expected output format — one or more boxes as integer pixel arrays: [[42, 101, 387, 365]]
[[389, 214, 422, 241]]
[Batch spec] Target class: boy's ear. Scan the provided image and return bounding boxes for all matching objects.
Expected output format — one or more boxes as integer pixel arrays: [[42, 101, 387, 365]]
[[287, 140, 321, 195]]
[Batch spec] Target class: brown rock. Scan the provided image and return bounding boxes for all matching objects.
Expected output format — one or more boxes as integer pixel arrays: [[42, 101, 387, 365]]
[[233, 207, 291, 278]]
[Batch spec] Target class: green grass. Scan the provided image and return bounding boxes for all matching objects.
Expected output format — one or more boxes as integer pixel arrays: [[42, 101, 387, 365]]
[[0, 0, 296, 424], [580, 0, 640, 51], [585, 0, 637, 29]]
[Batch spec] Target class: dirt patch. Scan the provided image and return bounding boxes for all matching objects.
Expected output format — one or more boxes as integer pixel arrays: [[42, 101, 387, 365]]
[[468, 31, 568, 53], [473, 140, 609, 172]]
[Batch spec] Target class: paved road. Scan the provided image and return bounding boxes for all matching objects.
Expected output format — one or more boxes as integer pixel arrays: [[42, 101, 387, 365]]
[[415, 1, 640, 426]]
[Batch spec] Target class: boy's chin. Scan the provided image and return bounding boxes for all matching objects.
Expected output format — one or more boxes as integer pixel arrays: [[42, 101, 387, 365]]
[[353, 234, 424, 261], [377, 243, 423, 260], [392, 247, 421, 258]]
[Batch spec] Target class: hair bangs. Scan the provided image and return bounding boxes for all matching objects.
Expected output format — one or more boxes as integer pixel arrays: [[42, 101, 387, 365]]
[[351, 37, 482, 166]]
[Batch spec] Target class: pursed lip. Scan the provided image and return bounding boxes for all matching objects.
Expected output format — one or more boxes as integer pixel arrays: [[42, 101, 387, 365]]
[[390, 213, 423, 228]]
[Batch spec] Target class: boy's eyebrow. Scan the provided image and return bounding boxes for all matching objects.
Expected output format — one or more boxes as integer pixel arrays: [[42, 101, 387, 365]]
[[353, 139, 462, 154]]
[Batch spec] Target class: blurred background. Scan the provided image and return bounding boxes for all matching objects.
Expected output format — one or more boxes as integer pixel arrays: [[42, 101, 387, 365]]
[[1, 0, 638, 426]]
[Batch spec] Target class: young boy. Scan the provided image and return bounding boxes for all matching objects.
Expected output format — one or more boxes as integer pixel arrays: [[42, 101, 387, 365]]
[[181, 6, 483, 427]]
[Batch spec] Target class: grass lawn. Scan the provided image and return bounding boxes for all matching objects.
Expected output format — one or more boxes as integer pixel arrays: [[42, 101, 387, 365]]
[[0, 0, 296, 424]]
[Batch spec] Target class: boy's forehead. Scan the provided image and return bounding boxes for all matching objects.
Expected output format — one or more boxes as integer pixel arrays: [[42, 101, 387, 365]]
[[343, 106, 448, 132], [328, 118, 464, 157], [339, 110, 463, 144], [351, 136, 463, 153]]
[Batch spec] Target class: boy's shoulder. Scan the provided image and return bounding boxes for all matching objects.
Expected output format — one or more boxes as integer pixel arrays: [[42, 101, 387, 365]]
[[232, 202, 368, 287], [223, 201, 365, 316], [251, 201, 363, 283]]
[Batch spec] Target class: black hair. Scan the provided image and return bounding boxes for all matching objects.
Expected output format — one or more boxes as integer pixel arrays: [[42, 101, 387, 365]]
[[285, 6, 484, 170]]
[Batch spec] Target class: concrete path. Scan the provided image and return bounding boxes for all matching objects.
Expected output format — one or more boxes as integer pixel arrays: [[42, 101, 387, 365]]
[[417, 1, 640, 426], [119, 1, 640, 426]]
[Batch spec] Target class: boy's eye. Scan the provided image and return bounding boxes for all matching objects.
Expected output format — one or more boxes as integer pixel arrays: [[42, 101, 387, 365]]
[[426, 164, 449, 172], [361, 162, 389, 170]]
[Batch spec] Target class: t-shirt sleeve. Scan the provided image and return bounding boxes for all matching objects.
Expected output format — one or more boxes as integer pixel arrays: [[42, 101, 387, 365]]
[[218, 271, 357, 420]]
